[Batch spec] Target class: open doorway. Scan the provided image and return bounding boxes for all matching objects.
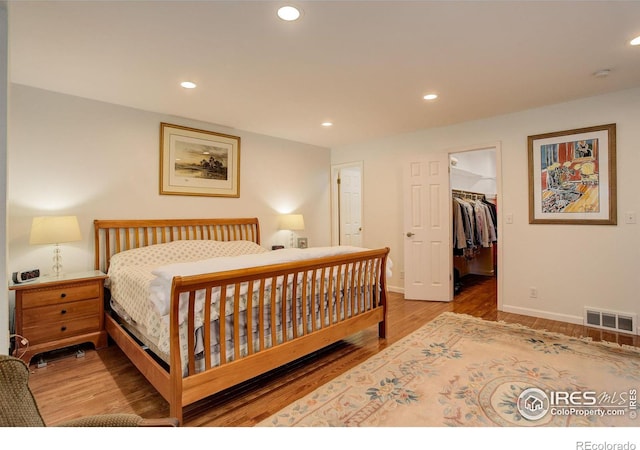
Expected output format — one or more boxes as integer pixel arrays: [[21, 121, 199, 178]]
[[450, 147, 499, 306], [331, 162, 363, 246]]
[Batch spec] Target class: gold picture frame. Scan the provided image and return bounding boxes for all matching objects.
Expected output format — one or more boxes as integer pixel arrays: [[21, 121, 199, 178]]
[[160, 123, 240, 197], [528, 123, 616, 225]]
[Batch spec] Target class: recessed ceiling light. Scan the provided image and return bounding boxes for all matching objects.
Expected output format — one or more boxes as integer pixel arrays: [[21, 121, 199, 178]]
[[278, 6, 300, 22], [277, 6, 301, 21], [180, 81, 197, 89], [321, 122, 333, 127], [423, 93, 438, 100], [631, 35, 640, 46]]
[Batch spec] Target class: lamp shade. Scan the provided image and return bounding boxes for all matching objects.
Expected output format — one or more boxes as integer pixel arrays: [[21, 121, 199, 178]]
[[29, 216, 82, 245], [279, 214, 305, 231]]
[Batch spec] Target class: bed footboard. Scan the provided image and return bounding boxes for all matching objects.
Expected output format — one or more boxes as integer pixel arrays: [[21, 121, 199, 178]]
[[168, 247, 390, 422]]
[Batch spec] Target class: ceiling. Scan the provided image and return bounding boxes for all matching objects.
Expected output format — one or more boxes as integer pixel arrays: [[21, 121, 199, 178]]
[[8, 1, 640, 149]]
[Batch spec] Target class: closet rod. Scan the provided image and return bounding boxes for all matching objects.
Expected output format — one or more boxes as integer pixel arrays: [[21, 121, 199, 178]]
[[452, 189, 486, 200]]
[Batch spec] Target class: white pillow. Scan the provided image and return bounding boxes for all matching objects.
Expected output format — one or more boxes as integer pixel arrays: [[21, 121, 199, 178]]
[[108, 239, 266, 274]]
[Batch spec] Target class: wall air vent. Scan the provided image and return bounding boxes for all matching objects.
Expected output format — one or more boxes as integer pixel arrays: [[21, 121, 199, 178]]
[[584, 307, 638, 335]]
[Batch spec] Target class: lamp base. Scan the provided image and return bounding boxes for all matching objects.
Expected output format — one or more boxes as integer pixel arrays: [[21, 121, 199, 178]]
[[52, 244, 64, 277]]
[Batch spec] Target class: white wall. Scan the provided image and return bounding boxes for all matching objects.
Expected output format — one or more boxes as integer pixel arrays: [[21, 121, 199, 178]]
[[332, 87, 640, 328], [0, 2, 8, 353], [5, 84, 332, 336]]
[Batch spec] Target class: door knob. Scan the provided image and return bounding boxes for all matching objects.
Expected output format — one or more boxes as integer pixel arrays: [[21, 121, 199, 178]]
[[406, 232, 415, 237]]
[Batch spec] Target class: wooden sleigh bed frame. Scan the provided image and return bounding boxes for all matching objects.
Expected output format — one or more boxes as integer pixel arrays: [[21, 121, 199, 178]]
[[94, 218, 389, 424]]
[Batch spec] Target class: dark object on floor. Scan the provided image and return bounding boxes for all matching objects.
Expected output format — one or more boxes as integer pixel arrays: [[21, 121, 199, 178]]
[[454, 268, 463, 294]]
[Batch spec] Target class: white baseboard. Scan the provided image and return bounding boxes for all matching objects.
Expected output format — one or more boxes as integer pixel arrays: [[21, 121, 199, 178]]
[[500, 304, 583, 326], [388, 292, 636, 333], [388, 285, 404, 294]]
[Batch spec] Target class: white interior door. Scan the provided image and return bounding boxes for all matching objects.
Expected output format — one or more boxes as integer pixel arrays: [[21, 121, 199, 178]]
[[331, 162, 363, 247], [403, 155, 452, 301], [339, 167, 362, 246]]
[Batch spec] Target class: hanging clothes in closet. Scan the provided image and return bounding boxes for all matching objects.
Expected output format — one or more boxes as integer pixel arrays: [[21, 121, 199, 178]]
[[452, 190, 497, 294], [452, 190, 497, 260]]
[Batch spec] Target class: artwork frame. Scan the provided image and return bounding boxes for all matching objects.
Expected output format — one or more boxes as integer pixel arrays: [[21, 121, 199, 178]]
[[528, 123, 616, 225], [297, 237, 308, 249], [160, 123, 240, 197]]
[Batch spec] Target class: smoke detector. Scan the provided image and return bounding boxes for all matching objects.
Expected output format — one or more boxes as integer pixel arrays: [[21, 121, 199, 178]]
[[592, 69, 611, 78]]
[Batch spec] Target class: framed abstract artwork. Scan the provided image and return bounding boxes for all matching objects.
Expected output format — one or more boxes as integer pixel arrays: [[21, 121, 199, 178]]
[[528, 123, 616, 225], [160, 123, 240, 197]]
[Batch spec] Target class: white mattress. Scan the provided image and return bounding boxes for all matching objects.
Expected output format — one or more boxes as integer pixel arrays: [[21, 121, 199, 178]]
[[107, 240, 268, 360], [106, 240, 385, 373]]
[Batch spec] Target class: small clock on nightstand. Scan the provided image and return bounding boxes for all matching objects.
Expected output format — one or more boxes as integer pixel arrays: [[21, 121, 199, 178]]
[[12, 268, 40, 284], [9, 270, 108, 366]]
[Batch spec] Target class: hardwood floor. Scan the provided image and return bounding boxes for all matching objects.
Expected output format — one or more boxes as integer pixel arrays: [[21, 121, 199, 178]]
[[26, 275, 640, 427]]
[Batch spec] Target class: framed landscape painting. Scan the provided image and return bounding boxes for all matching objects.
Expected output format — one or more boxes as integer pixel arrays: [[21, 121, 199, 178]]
[[160, 123, 240, 197], [528, 123, 616, 225]]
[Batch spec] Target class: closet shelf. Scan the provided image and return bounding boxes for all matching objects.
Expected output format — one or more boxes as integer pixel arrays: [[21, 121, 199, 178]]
[[451, 166, 496, 181], [451, 166, 482, 180]]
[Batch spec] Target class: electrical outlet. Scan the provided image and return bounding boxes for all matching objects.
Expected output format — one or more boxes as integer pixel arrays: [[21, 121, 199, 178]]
[[624, 212, 636, 224], [529, 287, 538, 298]]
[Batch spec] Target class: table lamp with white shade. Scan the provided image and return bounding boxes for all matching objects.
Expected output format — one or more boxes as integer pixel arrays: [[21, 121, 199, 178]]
[[29, 216, 82, 277], [279, 214, 305, 248]]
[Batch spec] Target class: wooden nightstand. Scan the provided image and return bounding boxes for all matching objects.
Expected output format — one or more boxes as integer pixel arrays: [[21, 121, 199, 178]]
[[10, 270, 108, 365]]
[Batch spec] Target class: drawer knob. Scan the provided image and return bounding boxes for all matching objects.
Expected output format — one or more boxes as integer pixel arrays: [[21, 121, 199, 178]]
[[60, 309, 67, 315], [60, 293, 67, 298], [61, 326, 67, 332]]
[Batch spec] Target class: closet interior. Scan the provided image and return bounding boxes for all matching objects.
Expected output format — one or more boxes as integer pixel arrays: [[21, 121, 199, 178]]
[[450, 149, 497, 295]]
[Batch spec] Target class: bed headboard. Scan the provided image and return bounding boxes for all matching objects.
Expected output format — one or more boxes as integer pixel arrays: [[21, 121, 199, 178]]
[[94, 218, 260, 273]]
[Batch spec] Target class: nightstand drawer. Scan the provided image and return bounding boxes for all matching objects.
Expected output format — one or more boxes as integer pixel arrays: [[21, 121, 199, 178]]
[[20, 282, 101, 309], [22, 298, 101, 328], [22, 315, 102, 345]]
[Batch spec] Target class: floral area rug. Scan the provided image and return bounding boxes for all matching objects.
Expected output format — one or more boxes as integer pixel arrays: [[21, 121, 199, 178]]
[[258, 312, 640, 427]]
